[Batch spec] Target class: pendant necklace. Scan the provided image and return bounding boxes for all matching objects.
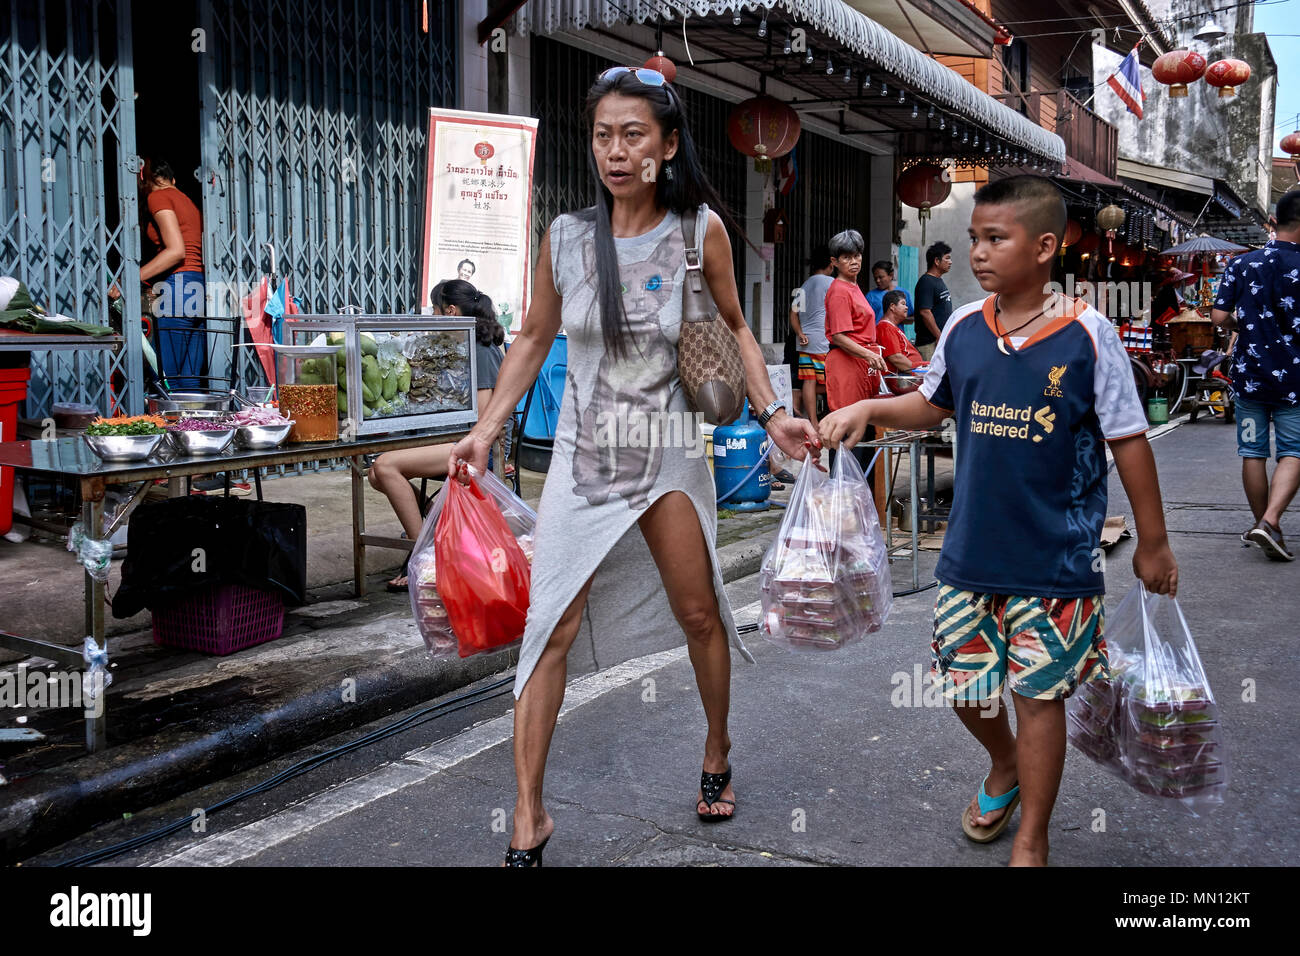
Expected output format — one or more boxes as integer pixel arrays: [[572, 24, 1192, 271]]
[[994, 293, 1058, 355]]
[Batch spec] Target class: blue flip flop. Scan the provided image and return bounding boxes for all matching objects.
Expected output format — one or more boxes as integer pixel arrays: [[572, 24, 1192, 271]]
[[961, 775, 1021, 843]]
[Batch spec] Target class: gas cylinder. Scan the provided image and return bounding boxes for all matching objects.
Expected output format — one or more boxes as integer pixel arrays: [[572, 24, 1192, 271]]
[[712, 401, 770, 512]]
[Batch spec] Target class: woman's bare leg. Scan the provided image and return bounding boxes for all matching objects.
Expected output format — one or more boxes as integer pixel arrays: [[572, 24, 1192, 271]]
[[509, 576, 595, 852], [637, 491, 734, 816], [367, 444, 453, 540]]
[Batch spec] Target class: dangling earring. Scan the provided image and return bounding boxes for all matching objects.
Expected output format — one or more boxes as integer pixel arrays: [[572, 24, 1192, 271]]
[[664, 161, 674, 182]]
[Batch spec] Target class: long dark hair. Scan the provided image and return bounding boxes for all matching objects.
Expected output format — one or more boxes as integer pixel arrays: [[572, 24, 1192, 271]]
[[578, 70, 743, 359], [430, 279, 502, 347]]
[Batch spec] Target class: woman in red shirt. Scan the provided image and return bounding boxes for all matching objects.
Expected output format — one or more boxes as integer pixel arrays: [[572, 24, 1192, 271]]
[[138, 158, 206, 391], [823, 229, 888, 411]]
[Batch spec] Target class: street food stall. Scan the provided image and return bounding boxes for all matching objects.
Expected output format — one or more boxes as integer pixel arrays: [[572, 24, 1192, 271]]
[[0, 313, 478, 752]]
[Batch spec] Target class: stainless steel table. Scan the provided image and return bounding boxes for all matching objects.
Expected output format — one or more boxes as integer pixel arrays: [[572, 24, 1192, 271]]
[[0, 427, 466, 751]]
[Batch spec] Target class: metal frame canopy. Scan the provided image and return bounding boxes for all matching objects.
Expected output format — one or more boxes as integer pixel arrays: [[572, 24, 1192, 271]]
[[512, 0, 1066, 167]]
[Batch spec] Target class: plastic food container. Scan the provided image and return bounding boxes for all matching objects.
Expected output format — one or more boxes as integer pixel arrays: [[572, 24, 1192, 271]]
[[274, 345, 339, 443]]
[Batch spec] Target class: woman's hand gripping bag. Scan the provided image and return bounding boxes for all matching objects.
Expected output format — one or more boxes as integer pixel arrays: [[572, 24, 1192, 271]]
[[1066, 583, 1227, 816], [431, 468, 534, 658], [759, 449, 892, 651]]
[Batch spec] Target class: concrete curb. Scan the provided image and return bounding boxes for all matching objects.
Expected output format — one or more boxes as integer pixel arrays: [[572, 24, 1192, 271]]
[[1, 521, 778, 864]]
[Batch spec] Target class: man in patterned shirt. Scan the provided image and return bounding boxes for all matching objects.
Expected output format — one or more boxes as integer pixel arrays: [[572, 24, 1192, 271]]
[[1211, 188, 1300, 561]]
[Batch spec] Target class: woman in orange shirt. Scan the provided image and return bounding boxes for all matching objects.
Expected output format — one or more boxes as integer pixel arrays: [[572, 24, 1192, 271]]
[[139, 158, 206, 391], [823, 229, 888, 411]]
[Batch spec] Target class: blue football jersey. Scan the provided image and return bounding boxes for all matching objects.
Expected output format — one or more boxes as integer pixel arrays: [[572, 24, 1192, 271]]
[[919, 296, 1148, 597]]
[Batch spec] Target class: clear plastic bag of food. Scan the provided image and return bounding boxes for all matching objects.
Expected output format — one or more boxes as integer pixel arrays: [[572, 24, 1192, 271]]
[[407, 466, 536, 658], [759, 448, 892, 651], [1066, 583, 1227, 815]]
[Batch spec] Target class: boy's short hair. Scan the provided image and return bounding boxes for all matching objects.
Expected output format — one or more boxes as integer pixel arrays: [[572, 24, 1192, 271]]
[[871, 259, 894, 275], [925, 241, 951, 269], [1277, 189, 1300, 231], [973, 174, 1068, 242], [882, 289, 907, 313], [828, 229, 864, 258]]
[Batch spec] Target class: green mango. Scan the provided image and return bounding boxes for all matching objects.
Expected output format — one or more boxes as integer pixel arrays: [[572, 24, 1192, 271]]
[[337, 390, 348, 414], [361, 380, 377, 405], [363, 403, 375, 419], [381, 369, 398, 401], [375, 399, 394, 416], [301, 358, 318, 376], [298, 370, 324, 386], [361, 361, 381, 400], [397, 365, 411, 392], [327, 331, 345, 346], [360, 333, 379, 357]]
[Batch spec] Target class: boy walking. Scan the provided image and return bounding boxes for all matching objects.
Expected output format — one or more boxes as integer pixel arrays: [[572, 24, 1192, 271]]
[[820, 176, 1178, 866]]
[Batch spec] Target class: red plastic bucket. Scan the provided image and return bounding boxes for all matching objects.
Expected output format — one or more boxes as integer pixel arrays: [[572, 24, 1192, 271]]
[[0, 368, 31, 536]]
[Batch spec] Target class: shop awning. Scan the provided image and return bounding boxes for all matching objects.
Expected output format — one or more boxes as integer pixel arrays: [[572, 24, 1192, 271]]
[[513, 0, 1066, 165], [842, 1, 1001, 58], [1117, 157, 1214, 196]]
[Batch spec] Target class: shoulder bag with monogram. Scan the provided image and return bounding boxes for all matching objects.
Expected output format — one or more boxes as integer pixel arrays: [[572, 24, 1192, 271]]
[[678, 203, 747, 425]]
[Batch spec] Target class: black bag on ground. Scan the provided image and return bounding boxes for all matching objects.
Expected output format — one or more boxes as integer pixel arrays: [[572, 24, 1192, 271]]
[[112, 497, 307, 618]]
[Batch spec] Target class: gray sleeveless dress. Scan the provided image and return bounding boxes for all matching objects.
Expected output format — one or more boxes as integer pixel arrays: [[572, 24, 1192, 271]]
[[512, 209, 754, 697]]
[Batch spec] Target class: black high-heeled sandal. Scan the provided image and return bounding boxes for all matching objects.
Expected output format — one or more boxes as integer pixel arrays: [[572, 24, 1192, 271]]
[[503, 835, 549, 867], [697, 765, 735, 822]]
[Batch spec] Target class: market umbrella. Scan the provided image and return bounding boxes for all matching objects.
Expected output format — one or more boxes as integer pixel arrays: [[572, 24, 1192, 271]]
[[1161, 236, 1248, 255]]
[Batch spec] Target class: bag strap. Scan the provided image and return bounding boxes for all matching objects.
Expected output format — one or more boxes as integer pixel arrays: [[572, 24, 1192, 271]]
[[681, 203, 710, 295]]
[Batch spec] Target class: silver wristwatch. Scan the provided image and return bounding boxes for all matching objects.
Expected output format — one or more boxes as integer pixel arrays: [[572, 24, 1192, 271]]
[[757, 400, 785, 428]]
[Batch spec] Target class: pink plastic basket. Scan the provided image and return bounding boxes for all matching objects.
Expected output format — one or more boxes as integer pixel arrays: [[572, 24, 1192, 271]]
[[152, 583, 285, 655]]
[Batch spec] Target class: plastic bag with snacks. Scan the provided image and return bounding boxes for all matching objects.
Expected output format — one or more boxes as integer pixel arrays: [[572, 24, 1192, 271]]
[[759, 448, 892, 651], [408, 467, 536, 658], [1066, 583, 1227, 816]]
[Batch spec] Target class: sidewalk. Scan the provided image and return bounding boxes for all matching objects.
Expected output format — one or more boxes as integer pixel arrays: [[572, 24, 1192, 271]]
[[0, 462, 792, 862]]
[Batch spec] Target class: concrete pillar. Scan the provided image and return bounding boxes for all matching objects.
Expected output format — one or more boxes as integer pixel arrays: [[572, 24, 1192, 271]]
[[868, 154, 895, 269], [743, 163, 774, 341], [459, 0, 489, 112]]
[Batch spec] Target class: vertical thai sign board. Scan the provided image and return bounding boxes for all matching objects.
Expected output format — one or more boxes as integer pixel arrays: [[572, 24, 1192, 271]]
[[420, 108, 538, 335]]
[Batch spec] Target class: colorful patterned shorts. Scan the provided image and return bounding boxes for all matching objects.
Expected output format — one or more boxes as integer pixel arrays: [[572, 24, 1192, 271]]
[[797, 351, 827, 383], [931, 585, 1108, 701]]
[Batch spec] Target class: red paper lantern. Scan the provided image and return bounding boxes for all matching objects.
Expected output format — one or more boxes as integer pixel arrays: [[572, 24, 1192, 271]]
[[896, 164, 952, 211], [474, 141, 494, 166], [1073, 232, 1100, 256], [644, 51, 676, 84], [727, 96, 800, 171], [1205, 59, 1251, 98], [1281, 132, 1300, 156], [1152, 50, 1207, 97], [1063, 220, 1083, 247]]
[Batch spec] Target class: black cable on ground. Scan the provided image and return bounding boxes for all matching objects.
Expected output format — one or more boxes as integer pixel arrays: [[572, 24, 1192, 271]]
[[54, 676, 516, 867]]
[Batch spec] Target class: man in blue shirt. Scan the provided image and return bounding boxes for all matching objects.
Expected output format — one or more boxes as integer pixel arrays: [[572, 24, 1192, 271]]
[[1212, 187, 1300, 561]]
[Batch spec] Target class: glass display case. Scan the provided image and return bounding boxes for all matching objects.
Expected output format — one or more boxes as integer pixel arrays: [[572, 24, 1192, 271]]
[[283, 315, 478, 436]]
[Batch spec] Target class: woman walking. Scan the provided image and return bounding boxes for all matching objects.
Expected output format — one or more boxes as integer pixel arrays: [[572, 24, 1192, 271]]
[[449, 65, 816, 866]]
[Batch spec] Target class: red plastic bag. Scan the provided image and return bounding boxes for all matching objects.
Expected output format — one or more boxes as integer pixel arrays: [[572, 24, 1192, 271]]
[[434, 471, 531, 657]]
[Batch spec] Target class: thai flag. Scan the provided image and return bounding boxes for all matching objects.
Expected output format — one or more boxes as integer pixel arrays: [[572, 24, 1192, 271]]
[[1107, 45, 1145, 119], [777, 150, 797, 195]]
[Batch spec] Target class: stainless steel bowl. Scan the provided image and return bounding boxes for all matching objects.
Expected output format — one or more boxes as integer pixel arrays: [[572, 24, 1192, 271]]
[[83, 432, 166, 461], [883, 373, 925, 395], [235, 421, 294, 449], [149, 392, 232, 417], [167, 426, 237, 457]]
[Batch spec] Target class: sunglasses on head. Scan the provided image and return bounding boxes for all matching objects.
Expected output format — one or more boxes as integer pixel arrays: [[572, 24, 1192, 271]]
[[599, 66, 668, 86]]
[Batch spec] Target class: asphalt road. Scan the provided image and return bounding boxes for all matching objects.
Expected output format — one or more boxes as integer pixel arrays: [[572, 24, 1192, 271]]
[[26, 416, 1298, 867]]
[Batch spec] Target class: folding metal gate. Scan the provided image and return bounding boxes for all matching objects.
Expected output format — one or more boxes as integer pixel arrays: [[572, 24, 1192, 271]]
[[198, 0, 461, 394], [0, 0, 142, 416], [773, 133, 873, 342]]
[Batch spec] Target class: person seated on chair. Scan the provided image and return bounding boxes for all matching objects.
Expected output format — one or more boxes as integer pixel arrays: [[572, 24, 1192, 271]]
[[368, 279, 505, 590], [876, 289, 925, 374]]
